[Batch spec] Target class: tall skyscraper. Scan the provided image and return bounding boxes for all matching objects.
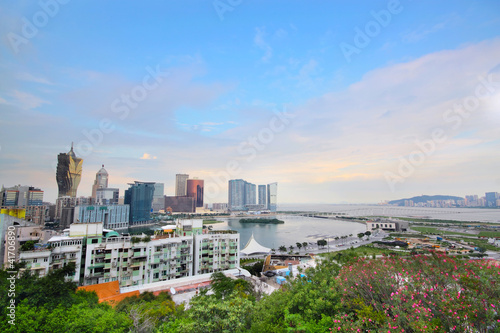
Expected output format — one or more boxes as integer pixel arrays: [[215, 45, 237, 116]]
[[267, 182, 278, 212], [91, 165, 109, 199], [152, 183, 165, 213], [175, 174, 189, 196], [258, 185, 267, 208], [124, 181, 155, 224], [187, 179, 204, 208], [485, 192, 499, 207], [228, 179, 246, 211], [245, 182, 256, 205], [56, 144, 83, 197], [228, 179, 264, 211]]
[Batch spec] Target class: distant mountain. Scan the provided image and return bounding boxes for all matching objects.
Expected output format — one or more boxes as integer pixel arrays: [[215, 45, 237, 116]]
[[388, 195, 464, 206]]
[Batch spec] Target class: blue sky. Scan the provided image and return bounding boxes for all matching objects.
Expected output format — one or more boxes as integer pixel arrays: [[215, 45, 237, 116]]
[[1, 0, 499, 204]]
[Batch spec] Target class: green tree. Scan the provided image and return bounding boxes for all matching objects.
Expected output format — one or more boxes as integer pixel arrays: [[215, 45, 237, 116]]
[[168, 293, 254, 333], [357, 233, 365, 239], [0, 264, 131, 333], [20, 240, 36, 251], [302, 242, 308, 251], [115, 292, 181, 332], [279, 245, 287, 253], [317, 239, 327, 249], [209, 272, 253, 300], [296, 242, 302, 252]]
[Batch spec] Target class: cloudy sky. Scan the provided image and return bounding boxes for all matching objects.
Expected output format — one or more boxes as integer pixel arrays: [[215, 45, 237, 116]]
[[1, 0, 499, 204]]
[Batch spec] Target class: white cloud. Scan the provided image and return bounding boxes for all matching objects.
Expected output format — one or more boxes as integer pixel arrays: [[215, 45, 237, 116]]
[[8, 90, 50, 109], [16, 72, 53, 85], [402, 13, 459, 43], [254, 27, 273, 63], [140, 153, 157, 160]]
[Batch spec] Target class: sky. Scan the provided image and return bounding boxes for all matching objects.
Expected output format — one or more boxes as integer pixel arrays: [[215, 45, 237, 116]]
[[0, 0, 499, 204]]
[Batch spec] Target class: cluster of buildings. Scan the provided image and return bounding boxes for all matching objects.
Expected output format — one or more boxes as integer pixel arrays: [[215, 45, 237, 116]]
[[164, 174, 205, 213], [1, 145, 284, 290], [466, 193, 500, 208], [1, 216, 239, 288], [228, 179, 277, 212], [1, 146, 280, 233], [0, 144, 284, 290], [398, 192, 500, 208]]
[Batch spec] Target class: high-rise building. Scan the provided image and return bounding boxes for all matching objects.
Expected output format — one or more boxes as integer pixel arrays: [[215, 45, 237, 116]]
[[0, 185, 43, 206], [267, 182, 278, 212], [485, 192, 499, 207], [175, 174, 189, 196], [245, 182, 256, 205], [258, 185, 267, 208], [91, 165, 109, 199], [96, 188, 119, 205], [187, 179, 204, 208], [152, 183, 165, 213], [228, 179, 246, 211], [228, 179, 269, 211], [124, 181, 155, 225], [56, 144, 83, 197]]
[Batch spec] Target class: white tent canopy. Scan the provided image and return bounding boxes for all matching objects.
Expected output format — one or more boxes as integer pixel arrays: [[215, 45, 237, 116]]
[[240, 233, 271, 256]]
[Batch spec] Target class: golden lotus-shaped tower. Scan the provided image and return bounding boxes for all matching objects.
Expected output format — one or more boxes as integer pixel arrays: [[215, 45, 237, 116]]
[[56, 143, 83, 197]]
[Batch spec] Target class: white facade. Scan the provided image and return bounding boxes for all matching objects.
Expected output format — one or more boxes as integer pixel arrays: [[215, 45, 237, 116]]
[[74, 205, 129, 229], [193, 231, 240, 275], [19, 235, 84, 283], [96, 188, 119, 205], [366, 219, 409, 232], [16, 220, 240, 288]]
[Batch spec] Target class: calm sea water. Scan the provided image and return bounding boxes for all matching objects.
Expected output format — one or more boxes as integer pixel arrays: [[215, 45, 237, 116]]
[[211, 204, 500, 249], [278, 204, 500, 223], [210, 215, 366, 250]]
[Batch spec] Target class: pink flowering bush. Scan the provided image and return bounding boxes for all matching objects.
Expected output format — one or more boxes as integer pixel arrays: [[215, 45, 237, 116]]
[[337, 252, 500, 332]]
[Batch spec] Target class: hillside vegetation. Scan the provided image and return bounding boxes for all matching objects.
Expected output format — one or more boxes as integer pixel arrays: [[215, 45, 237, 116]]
[[1, 251, 499, 332]]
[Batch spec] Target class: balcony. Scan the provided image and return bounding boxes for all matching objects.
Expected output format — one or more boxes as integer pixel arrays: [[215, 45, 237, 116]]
[[87, 263, 105, 269], [133, 252, 146, 258]]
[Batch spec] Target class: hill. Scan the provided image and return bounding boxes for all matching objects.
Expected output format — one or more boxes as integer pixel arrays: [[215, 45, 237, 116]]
[[388, 194, 464, 206]]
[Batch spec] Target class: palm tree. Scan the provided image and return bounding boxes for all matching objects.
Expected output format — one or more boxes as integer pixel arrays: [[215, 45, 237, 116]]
[[289, 245, 294, 252], [279, 245, 287, 253], [296, 242, 302, 252], [302, 242, 308, 251]]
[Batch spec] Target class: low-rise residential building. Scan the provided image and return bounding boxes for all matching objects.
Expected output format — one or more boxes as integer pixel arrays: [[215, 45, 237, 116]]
[[366, 218, 409, 232]]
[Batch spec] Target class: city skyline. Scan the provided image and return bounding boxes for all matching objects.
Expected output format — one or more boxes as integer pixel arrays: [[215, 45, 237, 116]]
[[1, 1, 500, 204]]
